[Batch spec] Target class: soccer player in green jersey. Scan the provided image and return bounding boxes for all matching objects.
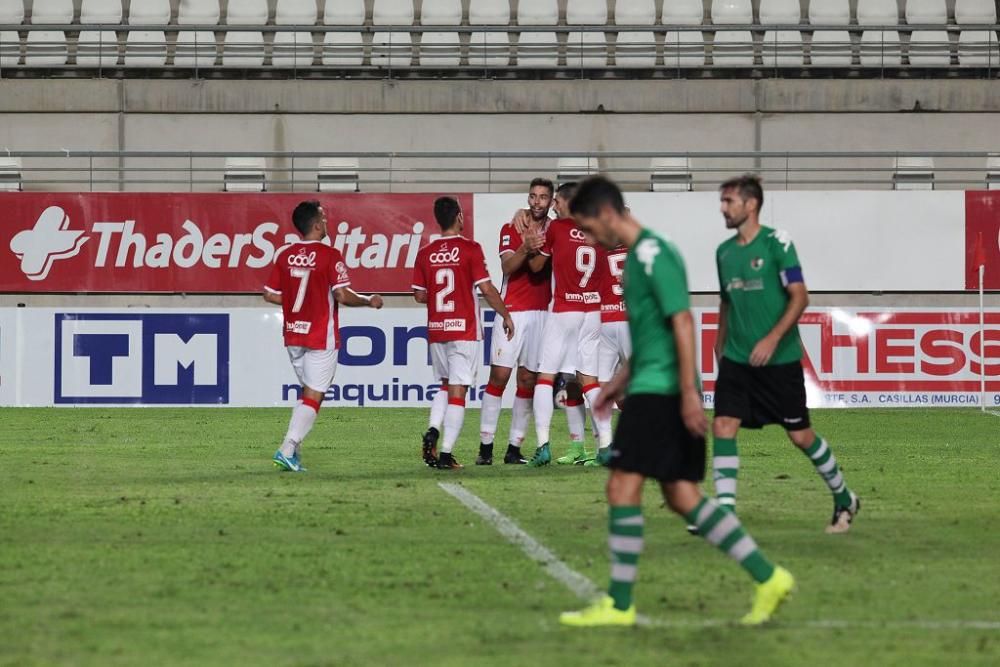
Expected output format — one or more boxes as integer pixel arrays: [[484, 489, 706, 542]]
[[559, 176, 794, 628], [713, 175, 860, 533]]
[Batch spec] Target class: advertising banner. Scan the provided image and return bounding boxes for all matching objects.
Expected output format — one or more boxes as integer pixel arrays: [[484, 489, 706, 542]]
[[2, 306, 997, 409], [966, 192, 1000, 290], [0, 193, 471, 294]]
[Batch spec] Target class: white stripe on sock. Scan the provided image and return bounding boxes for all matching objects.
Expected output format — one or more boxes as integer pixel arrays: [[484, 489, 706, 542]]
[[728, 535, 758, 562], [609, 536, 644, 554], [713, 456, 740, 470], [695, 500, 716, 527], [809, 440, 829, 462], [613, 515, 645, 527], [704, 512, 740, 547], [611, 563, 638, 582]]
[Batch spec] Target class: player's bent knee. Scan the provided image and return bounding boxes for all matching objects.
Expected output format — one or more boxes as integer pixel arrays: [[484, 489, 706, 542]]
[[661, 480, 700, 515], [713, 416, 741, 438], [787, 428, 815, 448]]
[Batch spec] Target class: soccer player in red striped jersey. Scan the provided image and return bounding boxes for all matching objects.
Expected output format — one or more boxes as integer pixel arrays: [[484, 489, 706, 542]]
[[412, 196, 514, 469], [526, 181, 614, 467], [263, 200, 384, 472]]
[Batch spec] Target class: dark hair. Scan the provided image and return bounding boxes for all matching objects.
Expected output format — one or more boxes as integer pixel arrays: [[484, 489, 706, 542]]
[[529, 177, 555, 196], [719, 174, 764, 211], [434, 196, 462, 231], [292, 200, 322, 236], [556, 181, 579, 201], [568, 176, 626, 218]]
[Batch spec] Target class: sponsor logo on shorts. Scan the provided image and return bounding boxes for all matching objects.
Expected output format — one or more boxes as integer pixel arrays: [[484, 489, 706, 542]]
[[287, 321, 312, 334]]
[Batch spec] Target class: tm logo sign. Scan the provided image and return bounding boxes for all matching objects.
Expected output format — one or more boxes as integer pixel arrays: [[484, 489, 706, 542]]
[[54, 314, 229, 404]]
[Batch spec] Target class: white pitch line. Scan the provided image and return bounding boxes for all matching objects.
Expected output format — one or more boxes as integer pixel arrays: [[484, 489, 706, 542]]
[[438, 481, 1000, 633]]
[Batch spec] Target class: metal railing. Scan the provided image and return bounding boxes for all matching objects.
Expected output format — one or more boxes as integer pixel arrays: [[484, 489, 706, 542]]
[[0, 24, 998, 76], [2, 150, 1000, 192]]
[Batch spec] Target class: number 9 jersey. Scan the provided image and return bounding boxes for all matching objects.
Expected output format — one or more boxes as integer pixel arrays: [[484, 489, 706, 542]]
[[412, 236, 491, 343], [265, 240, 352, 351]]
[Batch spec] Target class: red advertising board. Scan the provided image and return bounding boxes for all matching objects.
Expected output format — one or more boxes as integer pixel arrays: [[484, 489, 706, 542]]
[[1, 193, 472, 293], [966, 191, 1000, 290]]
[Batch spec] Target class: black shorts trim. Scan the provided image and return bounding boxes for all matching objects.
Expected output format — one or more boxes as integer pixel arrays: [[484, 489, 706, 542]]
[[609, 394, 706, 482], [713, 357, 811, 431]]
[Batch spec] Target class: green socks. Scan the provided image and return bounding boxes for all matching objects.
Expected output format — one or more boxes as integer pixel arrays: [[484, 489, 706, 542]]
[[712, 437, 739, 508], [607, 506, 644, 611], [685, 497, 775, 584], [802, 436, 852, 508]]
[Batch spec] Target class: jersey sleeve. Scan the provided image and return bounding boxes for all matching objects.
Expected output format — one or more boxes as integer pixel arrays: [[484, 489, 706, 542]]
[[469, 242, 491, 287], [498, 224, 521, 256], [411, 250, 427, 291], [264, 257, 283, 294], [647, 240, 690, 318], [768, 229, 804, 286], [327, 250, 352, 290]]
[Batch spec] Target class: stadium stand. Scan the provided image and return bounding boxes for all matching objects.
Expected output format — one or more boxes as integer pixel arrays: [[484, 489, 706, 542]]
[[317, 156, 361, 192], [892, 156, 936, 190], [222, 0, 268, 67], [0, 155, 21, 190], [419, 0, 462, 67], [24, 0, 72, 67], [710, 0, 754, 67], [223, 156, 268, 191], [468, 0, 510, 67], [77, 0, 121, 67], [175, 0, 221, 68], [759, 0, 802, 68], [322, 0, 365, 66], [808, 0, 852, 67], [649, 157, 693, 192], [859, 0, 904, 67]]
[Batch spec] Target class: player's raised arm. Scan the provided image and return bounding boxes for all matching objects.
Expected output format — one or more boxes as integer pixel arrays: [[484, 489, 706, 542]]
[[499, 227, 543, 276]]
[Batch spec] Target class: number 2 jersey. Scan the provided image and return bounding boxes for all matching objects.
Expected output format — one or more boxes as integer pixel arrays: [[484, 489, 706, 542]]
[[538, 218, 601, 313], [265, 241, 352, 351], [412, 236, 491, 344]]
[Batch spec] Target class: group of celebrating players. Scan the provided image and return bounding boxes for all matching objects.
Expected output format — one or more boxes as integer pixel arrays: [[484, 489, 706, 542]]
[[262, 173, 861, 628]]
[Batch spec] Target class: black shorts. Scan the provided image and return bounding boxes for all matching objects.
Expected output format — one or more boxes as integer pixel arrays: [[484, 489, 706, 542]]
[[610, 394, 706, 482], [714, 357, 811, 431]]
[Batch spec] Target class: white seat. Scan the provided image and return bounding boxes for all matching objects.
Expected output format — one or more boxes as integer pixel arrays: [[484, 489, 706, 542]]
[[81, 0, 122, 23], [324, 0, 364, 25], [557, 157, 599, 181], [276, 0, 317, 24], [370, 31, 412, 66], [986, 156, 1000, 190], [178, 0, 220, 25], [567, 0, 606, 25], [224, 157, 267, 192], [662, 0, 703, 25], [711, 30, 755, 65], [1, 0, 24, 23], [907, 30, 952, 65], [857, 0, 899, 25], [860, 30, 902, 65], [761, 30, 803, 67], [318, 157, 360, 192], [517, 0, 557, 26], [958, 30, 999, 66], [615, 31, 657, 67], [955, 0, 997, 24], [421, 0, 461, 24], [711, 0, 752, 25], [0, 157, 23, 191], [173, 30, 217, 66], [810, 31, 854, 66], [650, 157, 693, 192], [663, 30, 705, 67], [566, 31, 607, 67], [759, 0, 799, 24], [467, 30, 509, 66], [893, 157, 935, 190], [226, 0, 267, 24], [77, 30, 119, 65], [905, 0, 947, 24], [127, 0, 170, 23], [419, 31, 460, 65], [224, 0, 267, 66], [26, 0, 71, 65], [808, 0, 850, 25], [272, 32, 315, 67], [515, 30, 558, 66], [373, 0, 414, 25], [0, 31, 19, 66], [30, 0, 72, 23], [124, 30, 166, 65], [615, 0, 654, 25], [469, 0, 508, 25]]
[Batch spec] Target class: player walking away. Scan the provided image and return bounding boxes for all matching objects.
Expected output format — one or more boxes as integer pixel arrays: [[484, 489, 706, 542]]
[[713, 175, 860, 534], [413, 196, 514, 470], [526, 181, 613, 467], [560, 176, 794, 628], [476, 178, 553, 466], [263, 200, 384, 472]]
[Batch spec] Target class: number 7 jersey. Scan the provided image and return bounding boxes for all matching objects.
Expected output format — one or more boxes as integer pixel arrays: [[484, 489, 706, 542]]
[[265, 241, 352, 350], [412, 236, 491, 343]]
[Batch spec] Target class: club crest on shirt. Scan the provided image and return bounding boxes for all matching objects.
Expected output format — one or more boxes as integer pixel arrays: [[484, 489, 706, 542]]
[[751, 257, 765, 271]]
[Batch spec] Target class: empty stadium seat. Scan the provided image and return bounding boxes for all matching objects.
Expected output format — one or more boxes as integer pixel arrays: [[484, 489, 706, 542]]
[[663, 0, 703, 25], [712, 31, 755, 66], [809, 3, 853, 68], [373, 0, 414, 25], [469, 0, 508, 25], [808, 0, 850, 24], [178, 0, 221, 25], [958, 30, 999, 66], [467, 31, 508, 66], [567, 0, 606, 25], [987, 156, 1000, 190], [421, 0, 461, 24], [955, 0, 997, 23], [273, 0, 317, 67], [650, 157, 693, 192], [517, 0, 557, 26], [566, 31, 607, 67], [761, 30, 803, 67], [371, 32, 412, 67], [663, 30, 705, 67], [711, 0, 753, 24], [322, 0, 364, 66], [25, 0, 72, 66], [0, 156, 22, 191], [759, 0, 799, 24], [858, 0, 900, 23], [174, 30, 218, 66], [0, 0, 22, 66], [905, 0, 947, 23], [30, 0, 72, 23], [556, 157, 598, 182], [615, 30, 657, 67], [223, 0, 267, 67], [907, 30, 952, 66], [124, 0, 169, 66], [77, 0, 121, 67], [224, 157, 267, 192], [515, 31, 558, 67], [859, 0, 902, 67], [317, 157, 360, 192], [0, 0, 23, 24], [892, 156, 935, 190], [615, 0, 654, 25]]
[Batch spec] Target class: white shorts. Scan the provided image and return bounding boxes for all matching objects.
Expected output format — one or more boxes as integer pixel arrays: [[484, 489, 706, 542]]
[[598, 320, 632, 383], [538, 311, 601, 378], [431, 340, 480, 387], [490, 310, 545, 372], [287, 346, 339, 393]]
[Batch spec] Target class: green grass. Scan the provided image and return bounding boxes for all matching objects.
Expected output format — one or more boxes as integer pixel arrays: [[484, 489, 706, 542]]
[[1, 408, 998, 667]]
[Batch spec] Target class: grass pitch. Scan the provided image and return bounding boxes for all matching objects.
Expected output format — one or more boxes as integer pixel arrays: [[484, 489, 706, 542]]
[[1, 407, 999, 666]]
